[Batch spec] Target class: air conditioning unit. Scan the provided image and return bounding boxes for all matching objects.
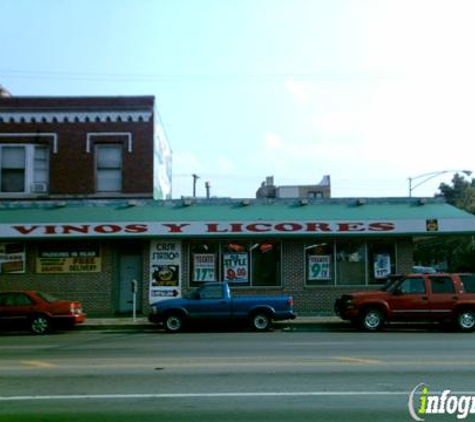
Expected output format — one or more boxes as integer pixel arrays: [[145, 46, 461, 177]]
[[31, 182, 48, 193]]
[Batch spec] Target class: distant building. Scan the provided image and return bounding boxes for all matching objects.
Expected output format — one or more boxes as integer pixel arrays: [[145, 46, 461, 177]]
[[256, 175, 331, 199]]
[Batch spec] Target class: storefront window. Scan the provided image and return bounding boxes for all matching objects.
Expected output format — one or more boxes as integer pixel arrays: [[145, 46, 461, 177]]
[[222, 242, 250, 286], [305, 242, 334, 286], [368, 241, 396, 284], [190, 242, 218, 285], [336, 240, 366, 285], [188, 240, 281, 287], [250, 241, 281, 287]]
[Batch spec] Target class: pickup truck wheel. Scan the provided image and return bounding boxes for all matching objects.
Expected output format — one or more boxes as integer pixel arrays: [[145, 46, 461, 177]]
[[164, 313, 184, 333], [457, 310, 475, 332], [30, 315, 51, 335], [251, 313, 272, 331], [360, 309, 384, 332]]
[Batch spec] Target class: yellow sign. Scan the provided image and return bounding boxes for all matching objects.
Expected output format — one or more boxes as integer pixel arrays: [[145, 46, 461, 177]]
[[37, 256, 101, 273], [36, 243, 101, 273]]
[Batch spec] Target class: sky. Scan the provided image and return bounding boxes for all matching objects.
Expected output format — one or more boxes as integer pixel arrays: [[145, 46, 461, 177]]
[[1, 0, 475, 199]]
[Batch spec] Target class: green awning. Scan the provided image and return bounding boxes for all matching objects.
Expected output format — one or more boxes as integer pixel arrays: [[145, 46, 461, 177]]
[[0, 199, 474, 239]]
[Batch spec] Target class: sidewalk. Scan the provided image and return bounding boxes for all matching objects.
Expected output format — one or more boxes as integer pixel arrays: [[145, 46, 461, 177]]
[[79, 315, 343, 330]]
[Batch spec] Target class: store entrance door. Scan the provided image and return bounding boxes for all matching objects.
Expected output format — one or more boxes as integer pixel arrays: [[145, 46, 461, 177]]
[[117, 252, 142, 314]]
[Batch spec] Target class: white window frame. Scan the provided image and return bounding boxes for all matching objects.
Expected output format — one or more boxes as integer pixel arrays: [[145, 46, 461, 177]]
[[0, 144, 49, 196], [95, 144, 123, 193]]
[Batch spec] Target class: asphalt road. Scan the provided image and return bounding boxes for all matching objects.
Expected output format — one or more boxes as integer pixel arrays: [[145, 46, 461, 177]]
[[1, 326, 474, 421]]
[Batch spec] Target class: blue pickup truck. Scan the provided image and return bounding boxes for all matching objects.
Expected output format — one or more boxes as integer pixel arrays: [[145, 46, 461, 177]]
[[148, 282, 296, 332]]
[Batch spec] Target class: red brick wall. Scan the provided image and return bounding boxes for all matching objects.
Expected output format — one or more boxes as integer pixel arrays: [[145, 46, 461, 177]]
[[0, 237, 414, 316], [0, 96, 155, 198]]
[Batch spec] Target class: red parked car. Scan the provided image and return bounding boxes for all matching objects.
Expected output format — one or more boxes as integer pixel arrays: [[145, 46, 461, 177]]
[[0, 291, 86, 334]]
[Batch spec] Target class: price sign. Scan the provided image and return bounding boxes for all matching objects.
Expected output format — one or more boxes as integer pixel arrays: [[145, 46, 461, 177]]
[[193, 253, 216, 282], [308, 255, 331, 280]]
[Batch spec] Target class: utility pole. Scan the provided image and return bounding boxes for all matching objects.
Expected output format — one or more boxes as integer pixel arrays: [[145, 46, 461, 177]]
[[205, 181, 211, 199], [192, 174, 200, 197]]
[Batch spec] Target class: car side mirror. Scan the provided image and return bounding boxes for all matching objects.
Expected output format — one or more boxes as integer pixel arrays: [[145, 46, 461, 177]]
[[192, 292, 201, 300], [393, 288, 403, 296]]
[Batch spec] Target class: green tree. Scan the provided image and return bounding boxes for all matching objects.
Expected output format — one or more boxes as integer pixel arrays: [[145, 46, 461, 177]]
[[415, 173, 475, 272], [438, 173, 475, 214]]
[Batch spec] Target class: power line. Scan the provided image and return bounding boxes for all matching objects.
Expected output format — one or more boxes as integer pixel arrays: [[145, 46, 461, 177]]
[[0, 68, 397, 83]]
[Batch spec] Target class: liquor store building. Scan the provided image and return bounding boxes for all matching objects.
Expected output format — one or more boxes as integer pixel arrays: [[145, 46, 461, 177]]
[[1, 197, 474, 315]]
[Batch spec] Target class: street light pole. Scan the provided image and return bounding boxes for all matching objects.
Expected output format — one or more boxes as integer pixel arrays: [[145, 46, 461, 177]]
[[192, 174, 200, 197], [408, 170, 472, 197]]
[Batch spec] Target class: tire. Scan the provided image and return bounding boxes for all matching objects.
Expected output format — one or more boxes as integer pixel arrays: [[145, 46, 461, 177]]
[[30, 315, 51, 335], [164, 313, 184, 333], [251, 312, 272, 331], [360, 308, 384, 332], [456, 310, 475, 332]]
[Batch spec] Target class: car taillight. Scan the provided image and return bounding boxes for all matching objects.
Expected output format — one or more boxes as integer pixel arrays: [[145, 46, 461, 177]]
[[287, 298, 294, 307]]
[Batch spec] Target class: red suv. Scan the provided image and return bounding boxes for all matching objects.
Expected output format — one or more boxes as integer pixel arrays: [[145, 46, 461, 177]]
[[0, 291, 86, 334], [335, 273, 475, 332]]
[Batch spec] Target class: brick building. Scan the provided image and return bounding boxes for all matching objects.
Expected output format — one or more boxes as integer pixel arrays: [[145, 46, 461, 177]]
[[1, 96, 475, 316], [0, 96, 171, 200], [0, 195, 474, 315]]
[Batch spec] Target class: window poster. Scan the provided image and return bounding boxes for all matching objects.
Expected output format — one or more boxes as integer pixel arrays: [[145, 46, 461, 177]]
[[374, 253, 391, 279], [0, 242, 25, 274], [150, 240, 182, 302], [223, 252, 249, 283], [308, 255, 331, 280], [36, 244, 101, 273], [193, 253, 216, 282]]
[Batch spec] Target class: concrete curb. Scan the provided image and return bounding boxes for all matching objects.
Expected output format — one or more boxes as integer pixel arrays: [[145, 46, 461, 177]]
[[78, 316, 344, 331]]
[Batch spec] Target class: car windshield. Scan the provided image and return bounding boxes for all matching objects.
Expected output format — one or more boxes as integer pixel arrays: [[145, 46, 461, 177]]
[[36, 292, 60, 303], [380, 276, 403, 292]]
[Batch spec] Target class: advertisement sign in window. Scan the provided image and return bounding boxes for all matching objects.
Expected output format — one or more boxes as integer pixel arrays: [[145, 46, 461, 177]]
[[308, 255, 331, 280], [193, 253, 216, 282], [374, 253, 391, 279], [223, 252, 249, 283], [36, 244, 101, 273], [0, 242, 25, 273], [150, 240, 182, 302]]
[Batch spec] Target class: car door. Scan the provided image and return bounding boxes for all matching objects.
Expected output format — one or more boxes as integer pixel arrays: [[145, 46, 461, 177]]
[[428, 276, 459, 320], [185, 284, 232, 321], [0, 292, 35, 326], [386, 277, 431, 321]]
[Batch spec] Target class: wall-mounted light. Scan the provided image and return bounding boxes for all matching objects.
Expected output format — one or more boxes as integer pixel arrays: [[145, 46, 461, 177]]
[[127, 199, 139, 207]]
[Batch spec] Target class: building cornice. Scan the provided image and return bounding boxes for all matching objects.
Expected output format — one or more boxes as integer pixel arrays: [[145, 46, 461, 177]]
[[0, 110, 153, 124]]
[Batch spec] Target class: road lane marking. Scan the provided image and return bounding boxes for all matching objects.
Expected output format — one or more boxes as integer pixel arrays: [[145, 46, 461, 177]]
[[21, 360, 57, 368], [0, 391, 411, 401], [333, 356, 383, 365]]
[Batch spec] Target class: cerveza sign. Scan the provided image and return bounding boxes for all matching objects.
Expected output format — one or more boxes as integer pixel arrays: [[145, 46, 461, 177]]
[[0, 218, 471, 238]]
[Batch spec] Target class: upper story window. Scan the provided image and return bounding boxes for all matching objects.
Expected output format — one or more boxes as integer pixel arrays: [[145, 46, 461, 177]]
[[96, 144, 122, 192], [0, 145, 49, 194]]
